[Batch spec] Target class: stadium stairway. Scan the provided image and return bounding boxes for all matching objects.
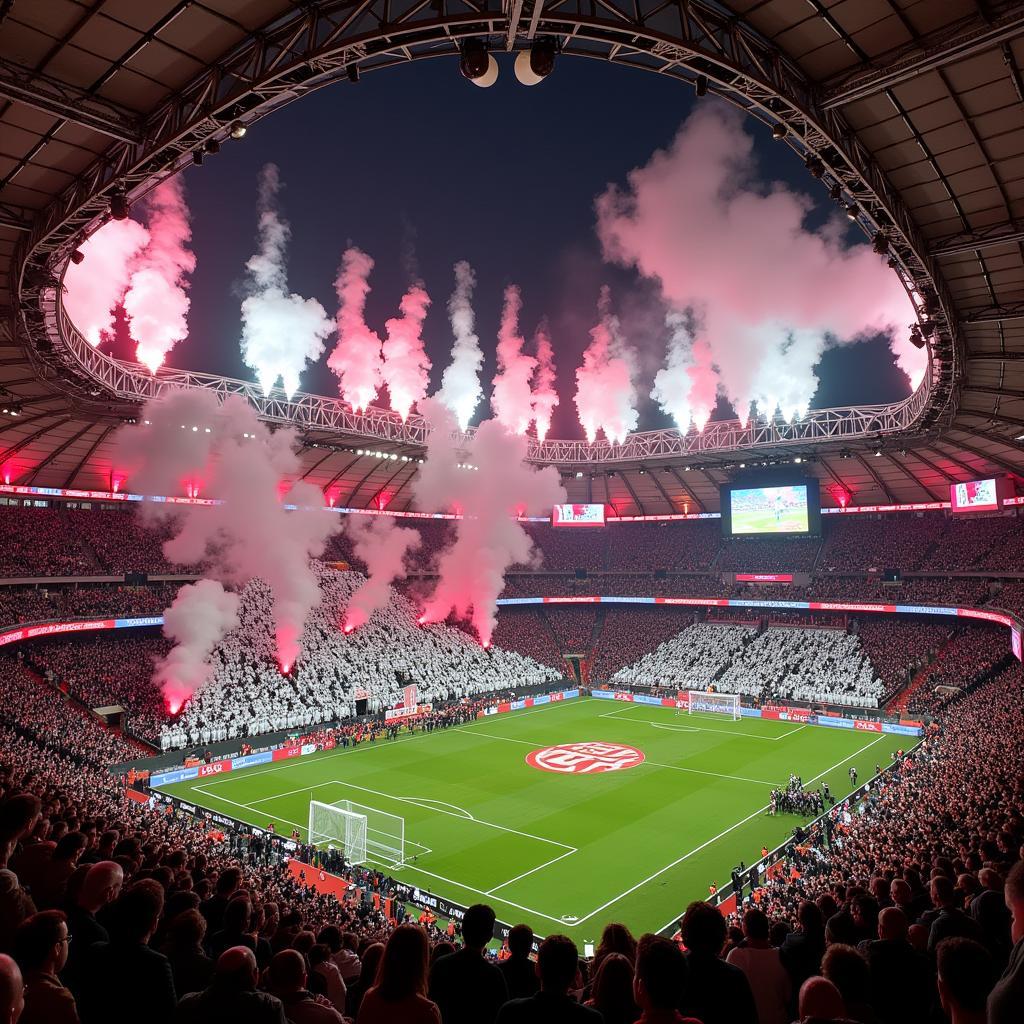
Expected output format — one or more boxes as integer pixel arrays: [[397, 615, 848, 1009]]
[[888, 637, 956, 716]]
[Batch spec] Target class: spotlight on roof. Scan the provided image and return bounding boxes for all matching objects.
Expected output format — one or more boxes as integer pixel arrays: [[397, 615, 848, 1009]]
[[229, 120, 247, 139], [347, 64, 360, 84], [829, 183, 842, 202], [872, 232, 889, 254], [695, 75, 709, 97], [845, 203, 859, 221], [771, 122, 787, 140], [460, 40, 498, 87], [70, 249, 85, 265], [909, 324, 926, 350], [804, 156, 824, 179], [514, 37, 557, 86], [192, 150, 204, 166], [109, 192, 129, 221], [204, 139, 220, 155]]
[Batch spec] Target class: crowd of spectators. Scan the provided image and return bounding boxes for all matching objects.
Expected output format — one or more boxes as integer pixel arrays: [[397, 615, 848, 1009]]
[[489, 611, 566, 672], [718, 537, 822, 572], [606, 522, 721, 572], [159, 565, 562, 750], [65, 509, 197, 576], [818, 514, 945, 573], [903, 627, 1010, 717], [855, 620, 950, 697], [589, 609, 697, 682], [545, 608, 597, 653], [0, 507, 94, 577], [0, 583, 178, 628]]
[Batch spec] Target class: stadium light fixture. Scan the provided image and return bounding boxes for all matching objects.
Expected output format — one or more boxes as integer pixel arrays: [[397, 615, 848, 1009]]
[[347, 65, 360, 84], [204, 139, 220, 155], [829, 183, 842, 202], [229, 121, 246, 139], [70, 249, 85, 265], [845, 203, 859, 221], [514, 37, 557, 86], [771, 122, 787, 140], [695, 75, 709, 97], [192, 150, 204, 166], [109, 192, 129, 220], [460, 40, 498, 87]]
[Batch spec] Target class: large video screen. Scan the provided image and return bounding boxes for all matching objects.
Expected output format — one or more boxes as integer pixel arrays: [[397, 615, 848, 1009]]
[[729, 485, 809, 535], [950, 478, 1000, 513], [552, 503, 606, 528]]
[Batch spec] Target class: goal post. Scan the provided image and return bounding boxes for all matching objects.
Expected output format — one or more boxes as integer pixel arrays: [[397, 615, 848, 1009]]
[[686, 691, 741, 720], [307, 799, 405, 868]]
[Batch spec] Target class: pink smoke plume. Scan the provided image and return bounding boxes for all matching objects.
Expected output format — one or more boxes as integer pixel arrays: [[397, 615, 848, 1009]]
[[436, 261, 483, 430], [342, 514, 422, 631], [530, 320, 558, 442], [382, 283, 432, 420], [153, 579, 239, 712], [596, 102, 923, 426], [490, 285, 537, 434], [241, 164, 333, 397], [652, 312, 718, 432], [413, 399, 565, 645], [123, 176, 196, 373], [330, 247, 383, 412], [116, 389, 339, 695], [574, 286, 639, 444], [62, 217, 149, 347]]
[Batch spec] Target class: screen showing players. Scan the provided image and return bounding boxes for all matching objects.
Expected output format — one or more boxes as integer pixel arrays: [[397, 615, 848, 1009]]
[[950, 478, 999, 512], [552, 503, 606, 528], [729, 485, 809, 535]]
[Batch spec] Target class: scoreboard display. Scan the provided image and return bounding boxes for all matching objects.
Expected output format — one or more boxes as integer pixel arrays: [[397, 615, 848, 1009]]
[[552, 503, 606, 528], [949, 477, 1009, 513]]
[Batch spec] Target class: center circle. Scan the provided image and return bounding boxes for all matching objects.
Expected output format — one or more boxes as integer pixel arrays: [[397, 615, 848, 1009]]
[[525, 742, 646, 774]]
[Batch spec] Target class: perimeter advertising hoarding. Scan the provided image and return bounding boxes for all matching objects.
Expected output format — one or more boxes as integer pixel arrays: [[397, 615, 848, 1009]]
[[552, 503, 606, 527]]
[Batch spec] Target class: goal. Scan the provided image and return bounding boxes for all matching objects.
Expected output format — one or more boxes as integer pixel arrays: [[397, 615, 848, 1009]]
[[686, 691, 741, 720], [307, 799, 406, 868]]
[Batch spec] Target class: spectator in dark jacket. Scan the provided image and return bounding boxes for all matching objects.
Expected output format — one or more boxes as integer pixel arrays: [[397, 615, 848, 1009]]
[[937, 938, 995, 1024], [162, 910, 215, 998], [60, 861, 121, 1000], [989, 860, 1024, 1024], [12, 910, 77, 1024], [678, 901, 757, 1024], [864, 907, 930, 1024], [498, 925, 538, 1001], [429, 904, 507, 1024], [79, 879, 176, 1024], [0, 953, 25, 1024], [175, 946, 286, 1024], [496, 934, 600, 1024], [780, 901, 826, 998]]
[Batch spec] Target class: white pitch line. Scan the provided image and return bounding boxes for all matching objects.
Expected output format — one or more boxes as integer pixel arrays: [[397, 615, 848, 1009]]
[[485, 847, 578, 896], [643, 760, 783, 788], [598, 704, 802, 741]]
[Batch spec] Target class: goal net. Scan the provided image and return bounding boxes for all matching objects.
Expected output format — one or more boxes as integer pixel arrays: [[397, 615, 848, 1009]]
[[687, 691, 741, 720], [307, 799, 405, 868]]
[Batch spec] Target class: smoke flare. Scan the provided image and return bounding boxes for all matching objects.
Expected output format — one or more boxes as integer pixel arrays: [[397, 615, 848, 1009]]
[[116, 389, 338, 700], [154, 579, 240, 712], [596, 102, 923, 425], [574, 286, 639, 444], [413, 399, 565, 645], [382, 283, 432, 420], [330, 247, 383, 412], [490, 285, 537, 434], [651, 311, 718, 433], [241, 164, 333, 398], [62, 218, 149, 347], [530, 320, 559, 442], [436, 261, 484, 430], [123, 176, 196, 373], [342, 515, 422, 631]]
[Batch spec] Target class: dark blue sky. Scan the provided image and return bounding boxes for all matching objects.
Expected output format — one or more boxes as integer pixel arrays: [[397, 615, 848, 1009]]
[[111, 57, 911, 438]]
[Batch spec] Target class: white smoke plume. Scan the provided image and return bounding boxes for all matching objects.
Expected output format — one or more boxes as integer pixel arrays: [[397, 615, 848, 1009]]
[[490, 285, 537, 434], [153, 579, 240, 713], [330, 246, 383, 412], [115, 388, 339, 704], [241, 164, 333, 398], [341, 515, 422, 632], [436, 261, 484, 430], [596, 102, 923, 426], [62, 217, 149, 347], [382, 283, 432, 420], [123, 176, 196, 373], [531, 320, 559, 442], [413, 399, 566, 645], [651, 311, 718, 432], [574, 286, 639, 443]]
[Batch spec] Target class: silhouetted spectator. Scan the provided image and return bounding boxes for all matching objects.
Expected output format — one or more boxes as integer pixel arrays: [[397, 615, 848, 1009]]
[[498, 924, 538, 1001], [937, 937, 995, 1024], [162, 910, 214, 998], [429, 904, 507, 1024], [356, 924, 440, 1024], [678, 901, 756, 1024], [496, 933, 600, 1024], [725, 908, 789, 1024], [12, 910, 76, 1024], [989, 860, 1024, 1024], [175, 946, 286, 1024], [632, 934, 701, 1024]]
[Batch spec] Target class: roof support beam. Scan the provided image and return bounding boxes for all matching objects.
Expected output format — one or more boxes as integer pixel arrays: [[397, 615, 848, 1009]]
[[931, 223, 1024, 258], [820, 7, 1024, 109], [619, 471, 647, 517], [0, 417, 72, 464], [961, 302, 1024, 324], [22, 422, 97, 485], [648, 469, 677, 515], [937, 434, 1023, 478], [886, 453, 945, 502], [62, 423, 114, 488], [855, 453, 896, 503], [666, 467, 706, 514], [907, 448, 960, 486], [958, 409, 1024, 431], [0, 58, 142, 143]]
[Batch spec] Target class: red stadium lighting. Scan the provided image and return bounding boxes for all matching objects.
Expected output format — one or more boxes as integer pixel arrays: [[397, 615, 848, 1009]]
[[343, 622, 355, 634], [417, 615, 427, 626], [280, 662, 291, 675]]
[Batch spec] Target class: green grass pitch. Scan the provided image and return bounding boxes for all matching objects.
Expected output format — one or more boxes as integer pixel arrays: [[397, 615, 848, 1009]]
[[160, 697, 907, 943], [732, 506, 809, 534]]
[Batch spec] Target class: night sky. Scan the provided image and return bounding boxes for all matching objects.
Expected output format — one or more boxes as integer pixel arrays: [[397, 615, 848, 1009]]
[[108, 57, 912, 438]]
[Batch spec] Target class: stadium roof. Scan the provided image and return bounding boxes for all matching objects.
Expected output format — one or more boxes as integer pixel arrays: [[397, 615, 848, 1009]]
[[0, 0, 1022, 514]]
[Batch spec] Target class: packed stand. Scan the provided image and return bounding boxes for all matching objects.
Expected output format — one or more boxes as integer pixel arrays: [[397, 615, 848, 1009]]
[[65, 509, 198, 575], [818, 513, 945, 572], [489, 610, 566, 672], [520, 524, 608, 570], [0, 583, 178, 628], [606, 521, 721, 571], [0, 507, 93, 577], [920, 514, 1024, 571], [589, 608, 697, 682], [159, 565, 562, 750], [544, 607, 597, 653], [855, 620, 950, 698], [715, 628, 884, 707], [717, 536, 821, 572]]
